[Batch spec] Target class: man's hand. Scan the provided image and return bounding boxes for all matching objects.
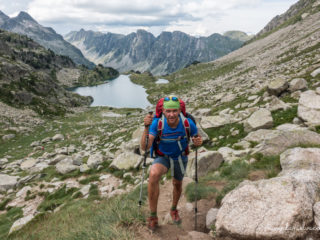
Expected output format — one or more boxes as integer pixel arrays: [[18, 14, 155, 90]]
[[144, 112, 153, 127], [192, 135, 203, 147]]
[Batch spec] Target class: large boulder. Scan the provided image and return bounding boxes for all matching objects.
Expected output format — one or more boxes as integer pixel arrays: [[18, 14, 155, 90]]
[[298, 90, 320, 126], [218, 147, 250, 164], [0, 174, 19, 192], [20, 158, 38, 171], [265, 97, 290, 112], [216, 147, 320, 240], [110, 152, 144, 170], [197, 126, 209, 143], [56, 158, 79, 174], [9, 215, 34, 235], [267, 78, 289, 96], [87, 152, 104, 169], [186, 149, 223, 178], [200, 115, 229, 129], [216, 176, 314, 239], [311, 67, 320, 77], [288, 78, 307, 92], [246, 127, 320, 156], [244, 108, 273, 132]]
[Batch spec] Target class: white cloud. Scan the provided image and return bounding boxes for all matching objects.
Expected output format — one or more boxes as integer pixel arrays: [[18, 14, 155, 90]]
[[0, 0, 298, 36]]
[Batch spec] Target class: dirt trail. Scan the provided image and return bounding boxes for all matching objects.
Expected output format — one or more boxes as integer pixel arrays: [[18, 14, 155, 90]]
[[137, 177, 215, 240]]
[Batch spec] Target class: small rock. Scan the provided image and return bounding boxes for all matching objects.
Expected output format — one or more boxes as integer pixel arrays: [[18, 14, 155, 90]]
[[80, 185, 91, 197], [185, 202, 194, 212], [87, 152, 104, 169], [206, 208, 219, 229], [2, 134, 15, 141], [79, 164, 90, 173], [0, 158, 8, 167], [16, 186, 32, 198], [9, 215, 34, 235], [30, 141, 40, 147], [162, 213, 172, 225], [311, 67, 320, 77], [41, 137, 51, 144], [52, 134, 64, 141]]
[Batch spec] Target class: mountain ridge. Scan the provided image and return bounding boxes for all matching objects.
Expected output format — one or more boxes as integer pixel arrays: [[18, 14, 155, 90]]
[[65, 28, 247, 75], [0, 11, 95, 68]]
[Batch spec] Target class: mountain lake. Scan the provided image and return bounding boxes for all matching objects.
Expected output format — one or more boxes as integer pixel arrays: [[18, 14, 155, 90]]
[[72, 75, 151, 108]]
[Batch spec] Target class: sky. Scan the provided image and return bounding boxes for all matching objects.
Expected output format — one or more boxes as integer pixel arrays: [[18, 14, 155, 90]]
[[0, 0, 298, 37]]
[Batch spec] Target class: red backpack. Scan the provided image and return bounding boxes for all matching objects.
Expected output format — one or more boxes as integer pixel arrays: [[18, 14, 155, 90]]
[[151, 98, 196, 158]]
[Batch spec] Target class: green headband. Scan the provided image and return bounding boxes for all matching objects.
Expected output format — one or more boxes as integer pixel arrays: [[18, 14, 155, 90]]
[[163, 96, 180, 109]]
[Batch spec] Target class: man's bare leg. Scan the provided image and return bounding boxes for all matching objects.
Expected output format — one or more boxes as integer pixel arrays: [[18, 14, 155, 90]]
[[172, 178, 183, 208], [148, 163, 168, 213]]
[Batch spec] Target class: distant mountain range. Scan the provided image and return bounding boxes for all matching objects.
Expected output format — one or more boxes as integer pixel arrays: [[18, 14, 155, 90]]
[[0, 11, 94, 68], [65, 29, 249, 75]]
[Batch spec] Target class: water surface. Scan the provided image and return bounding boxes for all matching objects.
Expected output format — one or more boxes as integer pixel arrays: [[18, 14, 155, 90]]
[[72, 75, 151, 108]]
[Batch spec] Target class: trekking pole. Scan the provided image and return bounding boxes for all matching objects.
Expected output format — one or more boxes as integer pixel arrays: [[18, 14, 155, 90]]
[[139, 111, 153, 211], [194, 145, 198, 231]]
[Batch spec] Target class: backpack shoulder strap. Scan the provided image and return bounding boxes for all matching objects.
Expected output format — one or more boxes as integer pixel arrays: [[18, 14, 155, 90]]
[[180, 112, 190, 142], [157, 114, 165, 140]]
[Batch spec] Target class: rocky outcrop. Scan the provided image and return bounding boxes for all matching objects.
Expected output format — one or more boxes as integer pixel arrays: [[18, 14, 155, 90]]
[[244, 108, 273, 132], [298, 90, 320, 127], [110, 152, 143, 170], [9, 215, 34, 235], [0, 174, 19, 192], [267, 79, 289, 96], [186, 148, 224, 178], [245, 125, 320, 156], [216, 147, 320, 239]]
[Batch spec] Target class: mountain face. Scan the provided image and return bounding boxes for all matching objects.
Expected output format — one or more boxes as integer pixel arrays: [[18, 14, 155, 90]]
[[65, 29, 246, 75], [0, 11, 95, 68], [256, 0, 320, 37], [0, 29, 118, 116]]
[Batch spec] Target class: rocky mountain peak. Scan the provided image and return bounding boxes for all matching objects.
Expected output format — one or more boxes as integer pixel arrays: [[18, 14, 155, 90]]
[[14, 11, 37, 23], [0, 10, 9, 23]]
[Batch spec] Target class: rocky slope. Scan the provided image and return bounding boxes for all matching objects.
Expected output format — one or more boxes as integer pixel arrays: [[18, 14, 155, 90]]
[[256, 0, 320, 38], [64, 29, 246, 75], [0, 28, 118, 124], [0, 11, 95, 68], [0, 0, 320, 239]]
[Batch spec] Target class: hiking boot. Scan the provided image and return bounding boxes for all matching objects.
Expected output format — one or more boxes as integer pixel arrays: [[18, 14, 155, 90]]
[[170, 209, 182, 224], [147, 216, 158, 231]]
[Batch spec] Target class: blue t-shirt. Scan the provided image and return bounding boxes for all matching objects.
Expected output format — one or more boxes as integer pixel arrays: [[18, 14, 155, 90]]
[[149, 115, 197, 159]]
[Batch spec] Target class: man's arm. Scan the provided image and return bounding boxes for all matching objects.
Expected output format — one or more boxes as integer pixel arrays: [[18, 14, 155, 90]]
[[189, 118, 203, 147], [140, 129, 155, 151], [140, 113, 155, 151]]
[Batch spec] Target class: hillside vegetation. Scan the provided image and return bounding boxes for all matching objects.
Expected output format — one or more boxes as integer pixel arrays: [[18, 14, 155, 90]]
[[0, 1, 320, 240]]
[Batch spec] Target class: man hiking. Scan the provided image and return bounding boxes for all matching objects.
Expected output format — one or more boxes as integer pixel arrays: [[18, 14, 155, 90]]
[[140, 96, 203, 231]]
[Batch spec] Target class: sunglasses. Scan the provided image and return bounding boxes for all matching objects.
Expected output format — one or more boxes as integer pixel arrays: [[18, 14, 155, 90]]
[[164, 96, 179, 101]]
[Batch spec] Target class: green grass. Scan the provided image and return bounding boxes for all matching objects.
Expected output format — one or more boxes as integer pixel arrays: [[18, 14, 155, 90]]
[[271, 106, 297, 127], [8, 186, 148, 240], [0, 198, 12, 211], [185, 182, 218, 202], [276, 41, 320, 65], [0, 207, 23, 240], [204, 123, 247, 150], [78, 175, 100, 185], [37, 185, 78, 212], [185, 154, 281, 206]]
